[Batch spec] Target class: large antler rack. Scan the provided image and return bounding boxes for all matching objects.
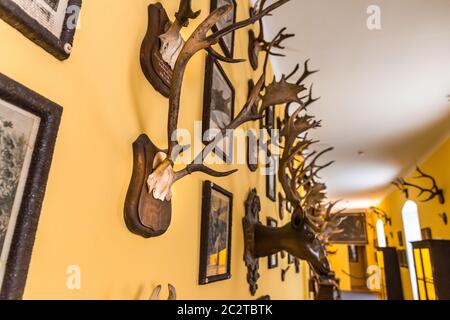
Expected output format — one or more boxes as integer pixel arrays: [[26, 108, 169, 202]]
[[126, 0, 293, 238], [392, 166, 445, 204], [248, 0, 294, 70], [368, 207, 392, 226]]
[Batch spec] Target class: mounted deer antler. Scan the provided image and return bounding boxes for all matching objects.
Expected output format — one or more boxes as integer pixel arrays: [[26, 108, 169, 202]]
[[126, 0, 292, 238], [243, 59, 341, 295], [248, 0, 294, 70], [369, 207, 392, 226], [149, 284, 177, 300], [140, 0, 201, 97], [392, 167, 445, 204]]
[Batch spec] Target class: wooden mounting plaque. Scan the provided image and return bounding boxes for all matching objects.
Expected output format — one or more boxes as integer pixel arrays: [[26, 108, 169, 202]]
[[124, 134, 171, 238]]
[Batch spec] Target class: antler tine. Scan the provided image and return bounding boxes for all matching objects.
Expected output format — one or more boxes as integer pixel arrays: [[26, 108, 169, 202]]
[[271, 27, 295, 50], [175, 0, 201, 27], [173, 75, 266, 182], [209, 0, 290, 43], [296, 59, 319, 85], [174, 164, 238, 182], [206, 47, 246, 64], [286, 63, 300, 81], [300, 84, 321, 109]]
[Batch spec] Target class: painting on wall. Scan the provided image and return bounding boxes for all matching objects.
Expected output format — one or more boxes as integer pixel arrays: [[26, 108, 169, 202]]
[[199, 181, 233, 285], [266, 217, 278, 269], [0, 73, 62, 299], [210, 0, 236, 58], [203, 55, 235, 163], [329, 212, 368, 245], [0, 0, 82, 60]]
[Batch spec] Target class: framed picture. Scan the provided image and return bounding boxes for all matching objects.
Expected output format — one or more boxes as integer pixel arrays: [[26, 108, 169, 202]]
[[0, 72, 62, 299], [210, 0, 236, 58], [288, 254, 294, 265], [329, 212, 368, 245], [199, 181, 233, 285], [265, 105, 274, 135], [266, 153, 276, 202], [266, 217, 278, 269], [0, 0, 82, 60], [397, 249, 408, 268], [246, 130, 258, 172], [202, 54, 235, 163], [397, 231, 404, 247]]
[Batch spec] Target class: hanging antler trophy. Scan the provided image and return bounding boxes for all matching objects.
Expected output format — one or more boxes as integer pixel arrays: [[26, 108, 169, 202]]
[[242, 57, 343, 294], [368, 207, 392, 226], [126, 0, 292, 238], [392, 167, 445, 204], [248, 0, 294, 70], [140, 0, 201, 97]]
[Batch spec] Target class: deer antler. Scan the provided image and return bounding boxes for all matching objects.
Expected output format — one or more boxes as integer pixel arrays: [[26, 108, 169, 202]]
[[369, 207, 392, 226], [147, 0, 290, 201], [252, 1, 294, 56], [392, 167, 445, 204], [175, 0, 201, 27]]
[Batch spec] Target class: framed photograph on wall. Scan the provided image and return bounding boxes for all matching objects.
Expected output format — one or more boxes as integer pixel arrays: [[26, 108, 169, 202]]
[[0, 72, 62, 299], [210, 0, 236, 58], [199, 181, 233, 285], [0, 0, 82, 60], [266, 217, 278, 269], [202, 54, 235, 163]]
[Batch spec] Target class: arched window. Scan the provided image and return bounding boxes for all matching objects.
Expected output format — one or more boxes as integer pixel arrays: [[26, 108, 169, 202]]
[[402, 200, 422, 300], [376, 219, 386, 248]]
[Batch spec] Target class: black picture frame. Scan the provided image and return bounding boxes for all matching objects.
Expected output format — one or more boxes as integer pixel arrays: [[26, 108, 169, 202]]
[[288, 254, 294, 265], [210, 0, 237, 58], [0, 72, 62, 299], [266, 153, 276, 202], [266, 217, 278, 269], [199, 181, 233, 285], [202, 54, 235, 163], [0, 0, 82, 60], [397, 231, 404, 247], [247, 130, 258, 172], [265, 105, 274, 135], [329, 212, 368, 245]]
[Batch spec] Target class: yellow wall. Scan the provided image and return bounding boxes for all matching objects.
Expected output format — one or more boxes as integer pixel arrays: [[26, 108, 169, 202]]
[[0, 0, 310, 299], [375, 137, 450, 299]]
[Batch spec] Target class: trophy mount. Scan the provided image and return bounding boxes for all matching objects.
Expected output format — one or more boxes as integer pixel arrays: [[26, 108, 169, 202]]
[[248, 0, 294, 70], [243, 189, 331, 295], [126, 0, 292, 238], [140, 1, 200, 98]]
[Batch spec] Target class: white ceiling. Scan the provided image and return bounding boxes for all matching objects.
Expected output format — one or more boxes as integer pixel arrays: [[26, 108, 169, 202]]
[[260, 0, 450, 208]]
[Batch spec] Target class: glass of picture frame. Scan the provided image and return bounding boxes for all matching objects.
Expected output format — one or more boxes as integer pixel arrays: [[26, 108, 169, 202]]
[[210, 0, 237, 58]]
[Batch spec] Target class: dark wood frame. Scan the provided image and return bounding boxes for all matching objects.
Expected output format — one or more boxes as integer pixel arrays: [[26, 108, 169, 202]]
[[0, 0, 82, 60], [265, 105, 274, 135], [266, 217, 278, 269], [210, 0, 237, 58], [266, 153, 276, 202], [246, 130, 258, 172], [202, 54, 235, 163], [329, 212, 368, 245], [0, 72, 62, 299], [199, 181, 233, 285]]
